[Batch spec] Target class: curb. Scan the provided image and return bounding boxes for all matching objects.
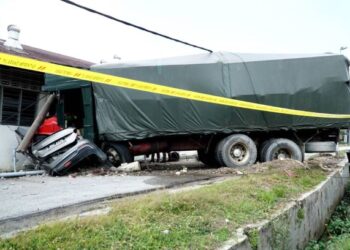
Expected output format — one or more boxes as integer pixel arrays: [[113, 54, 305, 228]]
[[219, 162, 349, 250]]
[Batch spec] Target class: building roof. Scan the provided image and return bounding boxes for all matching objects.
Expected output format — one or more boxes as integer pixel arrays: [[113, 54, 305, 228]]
[[0, 39, 93, 69]]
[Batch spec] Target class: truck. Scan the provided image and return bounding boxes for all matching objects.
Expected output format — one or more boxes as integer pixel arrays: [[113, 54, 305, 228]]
[[43, 51, 350, 169]]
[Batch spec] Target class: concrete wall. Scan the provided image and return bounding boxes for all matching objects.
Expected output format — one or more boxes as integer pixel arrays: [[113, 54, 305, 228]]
[[0, 125, 28, 172], [220, 163, 349, 250]]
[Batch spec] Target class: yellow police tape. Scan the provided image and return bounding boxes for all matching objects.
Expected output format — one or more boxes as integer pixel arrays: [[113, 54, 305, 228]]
[[0, 52, 350, 119]]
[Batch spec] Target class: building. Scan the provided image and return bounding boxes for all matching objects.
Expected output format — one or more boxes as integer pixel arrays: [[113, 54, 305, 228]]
[[0, 25, 93, 172]]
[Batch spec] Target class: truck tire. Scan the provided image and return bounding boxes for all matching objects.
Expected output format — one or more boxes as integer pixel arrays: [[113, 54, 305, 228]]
[[215, 134, 257, 168], [259, 139, 274, 162], [169, 151, 180, 162], [262, 138, 302, 162], [104, 143, 134, 167], [197, 149, 220, 167], [305, 141, 336, 153]]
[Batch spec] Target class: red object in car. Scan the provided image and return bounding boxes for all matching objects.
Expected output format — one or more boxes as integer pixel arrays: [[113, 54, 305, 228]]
[[37, 116, 62, 135]]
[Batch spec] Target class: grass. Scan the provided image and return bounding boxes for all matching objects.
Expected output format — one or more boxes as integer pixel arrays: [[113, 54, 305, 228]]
[[247, 228, 259, 250], [327, 236, 350, 250], [0, 168, 326, 250]]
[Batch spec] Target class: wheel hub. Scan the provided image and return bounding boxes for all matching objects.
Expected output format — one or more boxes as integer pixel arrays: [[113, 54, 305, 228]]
[[230, 143, 249, 163], [233, 148, 242, 157], [277, 153, 286, 160], [106, 148, 121, 165], [274, 149, 291, 160]]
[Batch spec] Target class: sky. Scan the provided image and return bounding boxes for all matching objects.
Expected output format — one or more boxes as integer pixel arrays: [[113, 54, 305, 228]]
[[0, 0, 349, 63]]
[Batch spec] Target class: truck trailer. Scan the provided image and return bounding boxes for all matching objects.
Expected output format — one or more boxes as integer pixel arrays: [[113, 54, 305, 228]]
[[43, 52, 350, 168]]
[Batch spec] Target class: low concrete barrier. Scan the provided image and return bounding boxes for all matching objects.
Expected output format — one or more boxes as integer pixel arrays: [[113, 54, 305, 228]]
[[220, 163, 349, 250]]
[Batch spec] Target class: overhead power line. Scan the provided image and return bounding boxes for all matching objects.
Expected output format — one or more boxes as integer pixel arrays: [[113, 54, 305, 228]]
[[60, 0, 213, 53]]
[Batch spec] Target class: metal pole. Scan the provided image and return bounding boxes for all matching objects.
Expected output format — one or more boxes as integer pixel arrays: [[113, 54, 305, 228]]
[[17, 94, 56, 153], [12, 148, 16, 172], [0, 170, 45, 178]]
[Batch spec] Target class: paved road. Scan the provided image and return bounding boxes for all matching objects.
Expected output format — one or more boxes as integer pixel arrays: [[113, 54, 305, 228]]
[[0, 174, 214, 221]]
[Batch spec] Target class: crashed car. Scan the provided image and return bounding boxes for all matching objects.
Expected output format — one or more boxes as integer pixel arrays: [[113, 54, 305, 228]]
[[16, 115, 106, 176]]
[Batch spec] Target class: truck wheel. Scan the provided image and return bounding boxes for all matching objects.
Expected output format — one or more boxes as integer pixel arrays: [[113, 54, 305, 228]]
[[169, 151, 180, 162], [215, 134, 257, 168], [259, 139, 274, 162], [262, 138, 302, 162], [305, 141, 336, 153], [197, 149, 220, 167], [105, 143, 134, 167]]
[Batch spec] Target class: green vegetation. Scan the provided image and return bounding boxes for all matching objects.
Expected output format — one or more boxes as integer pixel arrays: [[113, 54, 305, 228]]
[[297, 208, 305, 221], [306, 187, 350, 250], [326, 236, 350, 250], [0, 168, 326, 250], [247, 228, 260, 250], [270, 214, 290, 250]]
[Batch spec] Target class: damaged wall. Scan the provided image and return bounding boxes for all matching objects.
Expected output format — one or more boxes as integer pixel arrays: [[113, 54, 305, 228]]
[[0, 126, 27, 172]]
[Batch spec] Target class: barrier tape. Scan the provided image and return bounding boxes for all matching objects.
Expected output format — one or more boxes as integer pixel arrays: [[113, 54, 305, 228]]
[[0, 52, 349, 119]]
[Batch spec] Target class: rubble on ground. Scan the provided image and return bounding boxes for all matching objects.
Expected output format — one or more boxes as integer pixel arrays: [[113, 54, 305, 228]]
[[69, 154, 344, 178], [246, 155, 343, 175], [117, 162, 141, 172]]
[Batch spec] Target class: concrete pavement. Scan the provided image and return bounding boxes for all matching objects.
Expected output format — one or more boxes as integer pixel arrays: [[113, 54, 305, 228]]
[[0, 173, 220, 236]]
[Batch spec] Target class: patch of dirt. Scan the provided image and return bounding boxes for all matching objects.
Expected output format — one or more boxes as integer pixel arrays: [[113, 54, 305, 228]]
[[247, 159, 305, 174], [306, 154, 344, 171], [71, 154, 344, 178], [245, 154, 343, 175], [73, 159, 243, 177]]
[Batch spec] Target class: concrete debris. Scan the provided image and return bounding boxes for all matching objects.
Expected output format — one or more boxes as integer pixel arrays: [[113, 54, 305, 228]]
[[68, 173, 77, 178], [91, 168, 109, 175], [117, 161, 141, 172], [109, 166, 119, 172]]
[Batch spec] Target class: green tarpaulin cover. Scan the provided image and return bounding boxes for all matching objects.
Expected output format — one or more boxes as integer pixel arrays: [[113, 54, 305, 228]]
[[58, 52, 350, 141]]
